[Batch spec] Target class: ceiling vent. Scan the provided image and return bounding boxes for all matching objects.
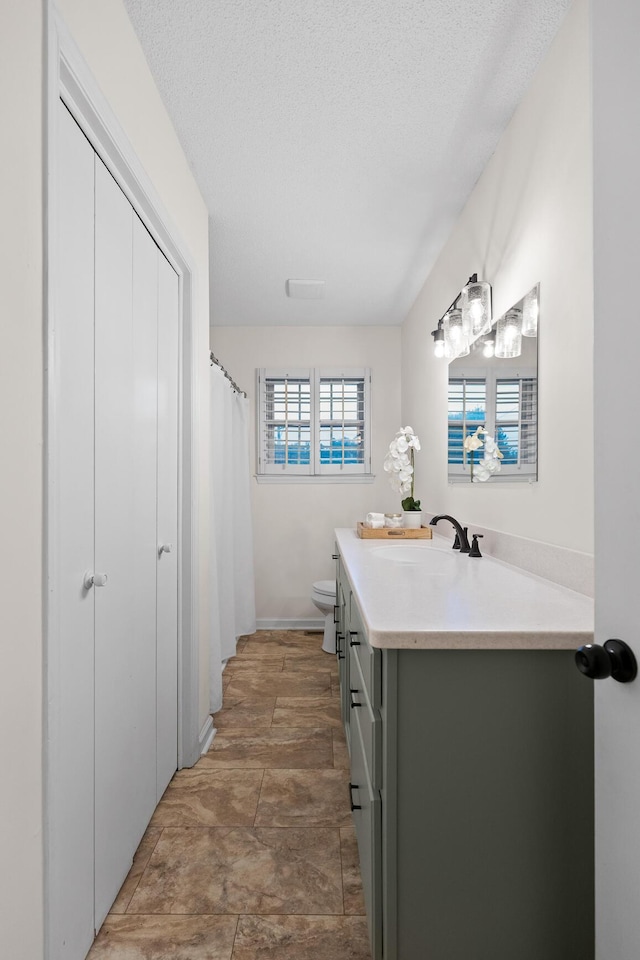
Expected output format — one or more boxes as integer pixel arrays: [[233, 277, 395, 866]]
[[286, 279, 325, 299]]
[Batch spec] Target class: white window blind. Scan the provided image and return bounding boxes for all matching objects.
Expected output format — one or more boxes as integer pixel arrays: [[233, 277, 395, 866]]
[[448, 377, 487, 475], [447, 371, 537, 479], [257, 368, 371, 479], [495, 377, 538, 469]]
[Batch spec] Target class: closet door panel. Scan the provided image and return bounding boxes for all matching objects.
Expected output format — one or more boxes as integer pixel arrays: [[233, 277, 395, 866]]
[[93, 161, 157, 928], [50, 101, 96, 959], [156, 255, 179, 798]]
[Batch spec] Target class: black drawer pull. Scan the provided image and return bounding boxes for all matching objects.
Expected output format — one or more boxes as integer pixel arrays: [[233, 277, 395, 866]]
[[336, 634, 345, 660], [349, 631, 361, 647], [350, 688, 362, 708], [333, 604, 339, 624], [349, 782, 362, 811], [332, 554, 339, 560]]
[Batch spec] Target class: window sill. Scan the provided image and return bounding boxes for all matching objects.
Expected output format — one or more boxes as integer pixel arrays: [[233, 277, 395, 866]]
[[255, 474, 376, 485]]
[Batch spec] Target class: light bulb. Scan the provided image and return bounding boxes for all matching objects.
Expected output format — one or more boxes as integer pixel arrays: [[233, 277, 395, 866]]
[[444, 308, 469, 358], [461, 280, 492, 337], [483, 338, 495, 358], [434, 340, 445, 358], [495, 308, 522, 358]]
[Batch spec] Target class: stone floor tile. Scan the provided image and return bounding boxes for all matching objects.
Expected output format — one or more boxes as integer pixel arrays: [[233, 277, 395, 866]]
[[150, 769, 263, 827], [272, 697, 342, 728], [283, 654, 337, 674], [199, 728, 333, 769], [127, 827, 343, 916], [88, 915, 238, 959], [110, 827, 163, 914], [212, 699, 276, 730], [255, 769, 351, 827], [340, 826, 366, 915], [231, 915, 371, 960], [224, 672, 331, 701], [223, 659, 284, 678], [332, 729, 350, 770]]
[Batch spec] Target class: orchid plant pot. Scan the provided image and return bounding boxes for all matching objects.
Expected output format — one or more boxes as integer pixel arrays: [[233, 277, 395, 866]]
[[402, 510, 422, 529]]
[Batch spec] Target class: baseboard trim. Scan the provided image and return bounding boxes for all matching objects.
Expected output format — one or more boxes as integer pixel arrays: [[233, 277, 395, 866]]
[[256, 618, 325, 631], [198, 716, 216, 755]]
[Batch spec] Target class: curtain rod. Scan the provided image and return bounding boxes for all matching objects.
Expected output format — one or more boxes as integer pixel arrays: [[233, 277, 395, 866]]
[[210, 352, 247, 397]]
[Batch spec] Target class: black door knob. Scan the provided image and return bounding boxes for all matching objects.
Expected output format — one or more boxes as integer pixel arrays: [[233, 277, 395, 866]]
[[575, 639, 637, 683]]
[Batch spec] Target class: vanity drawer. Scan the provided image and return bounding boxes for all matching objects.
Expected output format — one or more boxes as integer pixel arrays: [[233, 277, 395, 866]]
[[348, 647, 381, 789], [349, 704, 382, 960], [348, 596, 382, 709]]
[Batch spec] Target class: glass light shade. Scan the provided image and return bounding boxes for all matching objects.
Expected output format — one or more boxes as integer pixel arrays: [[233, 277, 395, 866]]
[[461, 280, 492, 337], [432, 326, 445, 358], [521, 287, 539, 337], [444, 308, 469, 358], [482, 331, 496, 358], [495, 308, 522, 358]]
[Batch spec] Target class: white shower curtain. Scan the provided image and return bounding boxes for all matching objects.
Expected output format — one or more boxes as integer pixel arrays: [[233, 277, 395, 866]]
[[209, 364, 256, 713]]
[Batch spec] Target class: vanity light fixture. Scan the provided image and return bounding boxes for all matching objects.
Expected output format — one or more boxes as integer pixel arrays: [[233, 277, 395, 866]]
[[495, 307, 523, 358], [431, 273, 492, 359]]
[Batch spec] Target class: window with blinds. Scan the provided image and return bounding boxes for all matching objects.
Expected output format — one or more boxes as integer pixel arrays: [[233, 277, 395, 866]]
[[448, 378, 487, 472], [257, 368, 371, 479], [495, 378, 537, 468], [447, 372, 537, 479]]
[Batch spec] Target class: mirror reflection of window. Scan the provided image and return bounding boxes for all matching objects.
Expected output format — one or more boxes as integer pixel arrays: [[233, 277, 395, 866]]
[[447, 284, 539, 483]]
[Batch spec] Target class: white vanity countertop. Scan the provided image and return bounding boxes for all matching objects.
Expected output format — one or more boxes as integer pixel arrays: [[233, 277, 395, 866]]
[[335, 528, 594, 650]]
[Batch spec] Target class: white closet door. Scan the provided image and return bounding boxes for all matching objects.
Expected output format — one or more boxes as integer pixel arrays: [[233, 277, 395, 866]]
[[156, 254, 179, 798], [50, 101, 96, 960], [93, 160, 158, 927]]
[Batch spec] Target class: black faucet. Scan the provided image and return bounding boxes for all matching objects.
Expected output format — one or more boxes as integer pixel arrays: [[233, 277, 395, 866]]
[[430, 514, 471, 553]]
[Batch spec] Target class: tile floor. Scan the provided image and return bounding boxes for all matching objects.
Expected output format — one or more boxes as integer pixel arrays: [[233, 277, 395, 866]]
[[88, 630, 371, 959]]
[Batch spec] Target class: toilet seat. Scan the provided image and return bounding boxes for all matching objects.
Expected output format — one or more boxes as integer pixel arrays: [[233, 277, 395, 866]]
[[313, 579, 336, 598]]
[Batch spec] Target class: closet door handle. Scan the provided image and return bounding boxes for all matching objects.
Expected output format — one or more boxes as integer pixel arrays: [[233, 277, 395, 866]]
[[84, 571, 108, 589], [349, 782, 362, 811], [159, 543, 173, 555]]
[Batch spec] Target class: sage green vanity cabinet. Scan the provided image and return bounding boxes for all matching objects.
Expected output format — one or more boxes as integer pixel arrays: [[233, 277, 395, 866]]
[[335, 552, 594, 960]]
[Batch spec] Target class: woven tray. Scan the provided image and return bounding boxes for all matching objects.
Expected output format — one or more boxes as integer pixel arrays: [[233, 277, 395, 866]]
[[357, 521, 433, 539]]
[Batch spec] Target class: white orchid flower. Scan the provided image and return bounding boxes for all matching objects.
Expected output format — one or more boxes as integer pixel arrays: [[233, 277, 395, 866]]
[[483, 435, 504, 459], [463, 428, 484, 452], [474, 463, 491, 482], [385, 426, 421, 506]]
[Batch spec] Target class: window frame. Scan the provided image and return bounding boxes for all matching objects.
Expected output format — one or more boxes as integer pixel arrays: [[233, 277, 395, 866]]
[[448, 363, 537, 482], [256, 367, 373, 482]]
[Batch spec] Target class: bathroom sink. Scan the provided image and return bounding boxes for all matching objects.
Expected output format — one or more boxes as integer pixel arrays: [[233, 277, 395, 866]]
[[370, 544, 455, 569]]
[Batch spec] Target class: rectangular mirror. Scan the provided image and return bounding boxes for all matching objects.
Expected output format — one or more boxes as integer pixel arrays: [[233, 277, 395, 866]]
[[447, 283, 539, 483]]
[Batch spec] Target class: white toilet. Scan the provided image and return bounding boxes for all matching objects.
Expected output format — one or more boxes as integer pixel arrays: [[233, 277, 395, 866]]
[[311, 579, 337, 654]]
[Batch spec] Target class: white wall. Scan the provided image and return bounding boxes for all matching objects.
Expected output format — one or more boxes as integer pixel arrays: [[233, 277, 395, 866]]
[[401, 0, 593, 555], [55, 0, 212, 728], [211, 326, 402, 621], [0, 2, 45, 956]]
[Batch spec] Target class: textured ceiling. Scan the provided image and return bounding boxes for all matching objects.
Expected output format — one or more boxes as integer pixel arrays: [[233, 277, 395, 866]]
[[123, 0, 571, 326]]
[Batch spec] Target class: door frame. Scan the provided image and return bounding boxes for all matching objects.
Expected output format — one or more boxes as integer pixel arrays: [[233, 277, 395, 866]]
[[44, 8, 203, 955]]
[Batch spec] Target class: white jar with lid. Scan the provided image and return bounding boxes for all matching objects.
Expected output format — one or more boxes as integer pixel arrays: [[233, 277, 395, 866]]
[[384, 513, 403, 528]]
